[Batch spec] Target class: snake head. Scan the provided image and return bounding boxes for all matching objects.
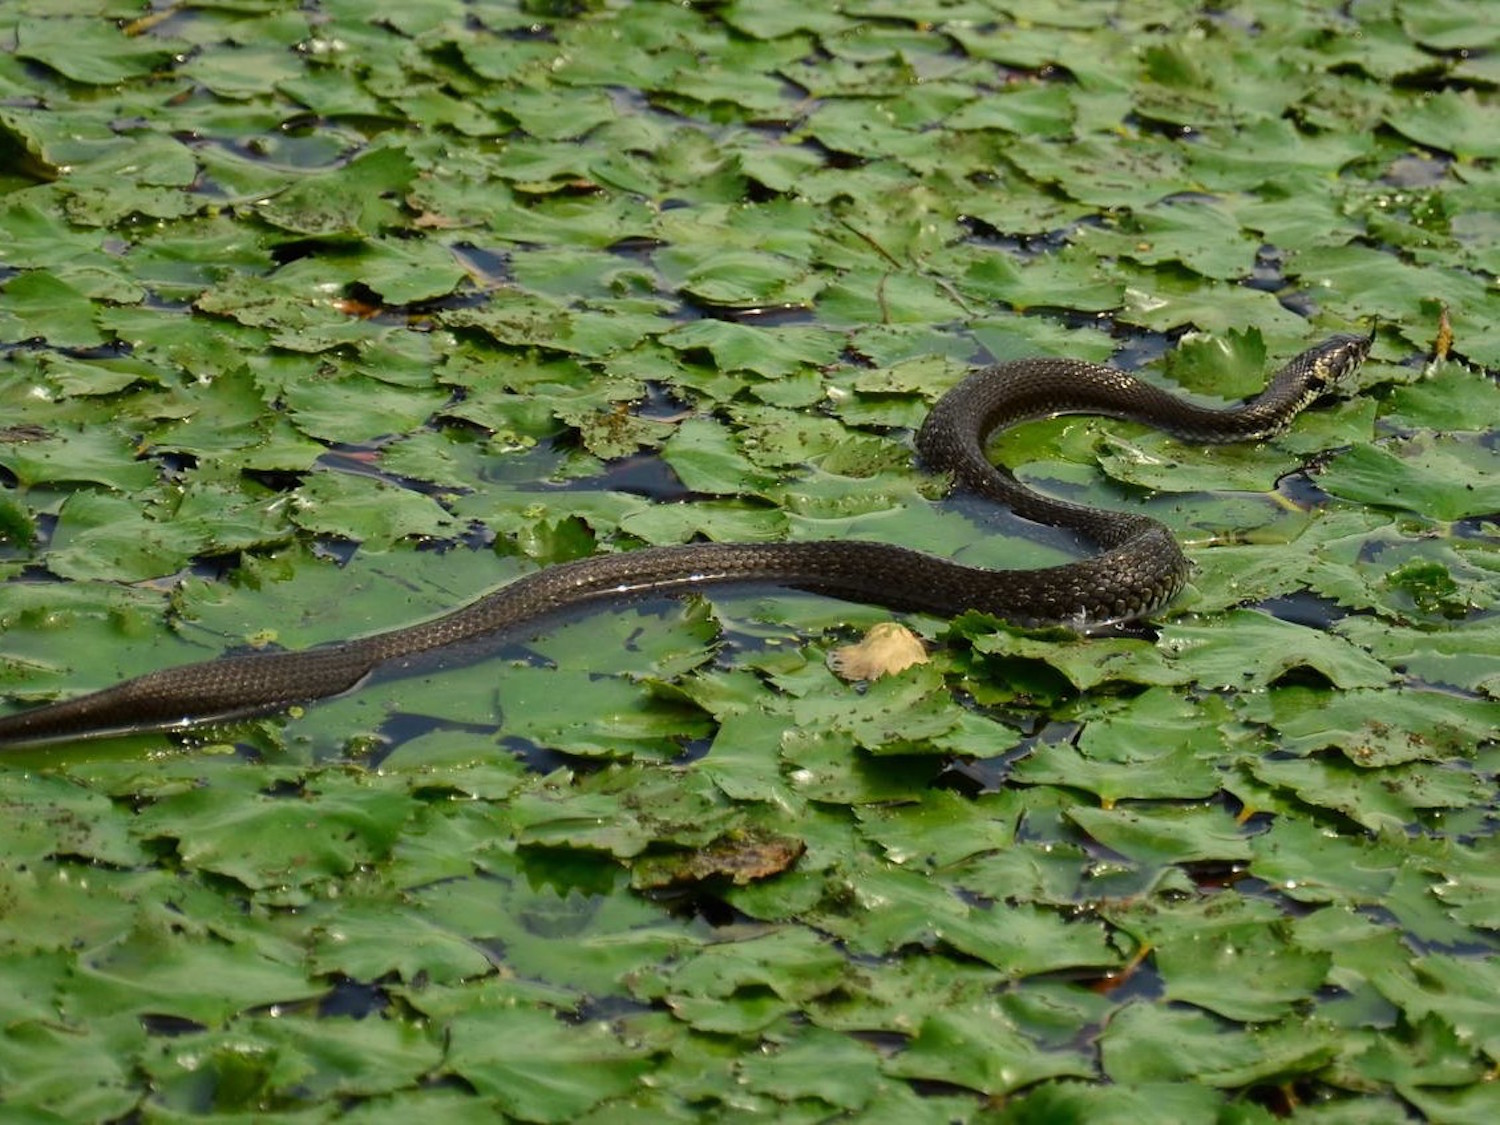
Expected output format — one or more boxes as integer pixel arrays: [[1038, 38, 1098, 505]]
[[1302, 332, 1372, 392]]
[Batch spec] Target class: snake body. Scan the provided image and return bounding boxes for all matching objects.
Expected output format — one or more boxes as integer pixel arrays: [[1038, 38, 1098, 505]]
[[0, 334, 1370, 747]]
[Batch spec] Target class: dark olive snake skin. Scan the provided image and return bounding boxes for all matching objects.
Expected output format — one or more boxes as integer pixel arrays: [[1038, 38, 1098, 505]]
[[0, 334, 1370, 747]]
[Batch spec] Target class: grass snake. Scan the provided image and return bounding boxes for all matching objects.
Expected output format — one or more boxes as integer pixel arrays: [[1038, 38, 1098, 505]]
[[0, 333, 1371, 748]]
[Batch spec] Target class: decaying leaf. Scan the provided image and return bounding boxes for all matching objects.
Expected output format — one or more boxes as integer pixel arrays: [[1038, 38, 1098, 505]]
[[630, 831, 806, 889], [828, 622, 929, 681]]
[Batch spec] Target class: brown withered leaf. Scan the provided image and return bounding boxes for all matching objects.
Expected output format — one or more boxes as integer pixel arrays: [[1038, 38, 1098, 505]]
[[828, 622, 929, 681], [630, 830, 805, 890]]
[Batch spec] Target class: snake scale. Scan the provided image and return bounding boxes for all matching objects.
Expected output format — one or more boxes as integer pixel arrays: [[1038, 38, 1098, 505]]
[[0, 334, 1370, 747]]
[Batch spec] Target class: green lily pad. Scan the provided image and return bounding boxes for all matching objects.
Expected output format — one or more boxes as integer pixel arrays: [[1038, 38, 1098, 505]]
[[1067, 804, 1252, 868], [14, 16, 183, 85], [1102, 1002, 1338, 1086], [1155, 919, 1332, 1022], [0, 270, 108, 347], [1318, 436, 1500, 523], [885, 1002, 1094, 1095], [445, 1002, 657, 1122], [1159, 611, 1394, 690], [1385, 90, 1500, 159]]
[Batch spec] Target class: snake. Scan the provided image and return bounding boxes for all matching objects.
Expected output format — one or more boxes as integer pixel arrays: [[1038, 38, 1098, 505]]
[[0, 333, 1370, 748]]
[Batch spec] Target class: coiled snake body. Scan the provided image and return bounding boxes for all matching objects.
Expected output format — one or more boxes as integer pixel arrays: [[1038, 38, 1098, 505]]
[[0, 334, 1370, 747]]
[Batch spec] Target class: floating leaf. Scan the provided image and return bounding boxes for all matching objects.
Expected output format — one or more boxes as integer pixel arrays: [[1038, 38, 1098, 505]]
[[288, 471, 456, 548], [255, 144, 416, 238], [1318, 436, 1500, 522], [1154, 919, 1332, 1022], [446, 1003, 656, 1122], [0, 428, 157, 492], [0, 270, 107, 347], [1102, 1002, 1338, 1086], [1385, 90, 1500, 159], [14, 17, 181, 84], [1067, 804, 1252, 867], [134, 775, 416, 889], [885, 1002, 1094, 1095], [1241, 685, 1494, 767], [1159, 611, 1394, 690]]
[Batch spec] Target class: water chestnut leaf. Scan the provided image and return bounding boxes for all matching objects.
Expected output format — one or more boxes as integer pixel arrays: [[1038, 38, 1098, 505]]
[[1318, 436, 1500, 523], [255, 145, 417, 239], [445, 1004, 657, 1122], [1159, 611, 1393, 690], [1242, 685, 1495, 767], [1158, 920, 1333, 1022], [14, 17, 182, 85], [1101, 1002, 1339, 1087], [884, 1002, 1095, 1095], [1013, 743, 1220, 805], [288, 471, 456, 548], [1385, 90, 1500, 160], [1067, 804, 1252, 868], [0, 270, 107, 347]]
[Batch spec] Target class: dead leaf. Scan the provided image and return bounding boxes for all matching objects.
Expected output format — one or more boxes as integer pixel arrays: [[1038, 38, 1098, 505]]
[[828, 622, 928, 681], [631, 831, 805, 889]]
